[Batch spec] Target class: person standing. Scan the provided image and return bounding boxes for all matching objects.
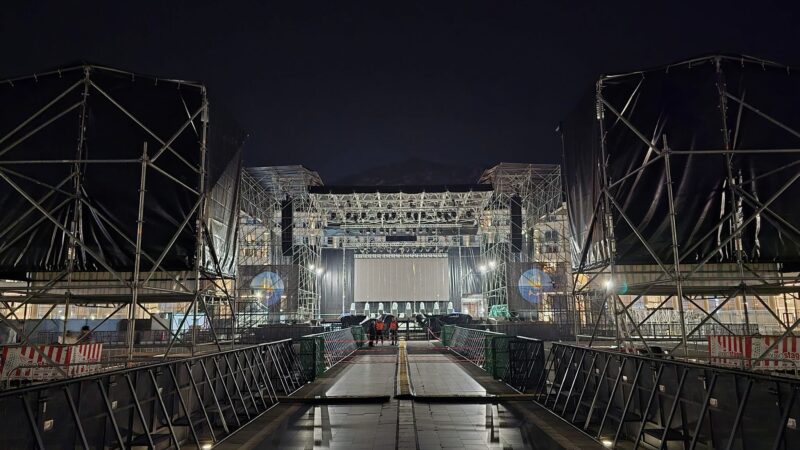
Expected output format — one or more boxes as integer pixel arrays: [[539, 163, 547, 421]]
[[375, 317, 385, 345], [368, 320, 376, 347], [389, 318, 398, 345], [79, 325, 92, 343]]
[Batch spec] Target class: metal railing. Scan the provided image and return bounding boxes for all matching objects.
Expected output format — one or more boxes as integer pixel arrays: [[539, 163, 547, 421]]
[[534, 343, 800, 449], [298, 327, 361, 380], [501, 336, 546, 393], [444, 325, 525, 378], [0, 339, 307, 449], [449, 326, 492, 367]]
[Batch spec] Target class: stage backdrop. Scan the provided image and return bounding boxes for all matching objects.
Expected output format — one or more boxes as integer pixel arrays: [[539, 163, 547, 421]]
[[354, 255, 449, 304]]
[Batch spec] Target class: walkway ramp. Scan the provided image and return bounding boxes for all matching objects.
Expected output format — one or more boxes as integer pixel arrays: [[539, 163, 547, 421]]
[[217, 340, 600, 450]]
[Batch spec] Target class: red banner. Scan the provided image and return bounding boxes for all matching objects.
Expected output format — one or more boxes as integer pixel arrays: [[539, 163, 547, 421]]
[[708, 336, 799, 370], [0, 344, 103, 381]]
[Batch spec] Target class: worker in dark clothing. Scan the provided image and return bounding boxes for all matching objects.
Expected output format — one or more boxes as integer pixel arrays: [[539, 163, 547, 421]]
[[389, 318, 398, 345], [375, 317, 385, 345], [368, 320, 376, 347]]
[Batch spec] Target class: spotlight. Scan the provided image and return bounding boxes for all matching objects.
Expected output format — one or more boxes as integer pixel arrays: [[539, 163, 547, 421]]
[[316, 267, 324, 275], [601, 438, 613, 448], [308, 264, 315, 270], [479, 265, 488, 273], [488, 261, 497, 269], [201, 444, 213, 450], [604, 280, 614, 290]]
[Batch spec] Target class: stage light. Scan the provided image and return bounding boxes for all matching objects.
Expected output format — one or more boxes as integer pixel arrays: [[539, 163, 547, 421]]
[[488, 261, 497, 269], [308, 264, 315, 270], [604, 280, 614, 290], [601, 438, 613, 448], [479, 265, 488, 273], [316, 267, 324, 275]]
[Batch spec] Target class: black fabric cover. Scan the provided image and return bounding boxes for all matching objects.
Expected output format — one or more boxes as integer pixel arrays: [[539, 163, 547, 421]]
[[562, 56, 800, 266], [203, 105, 245, 276], [320, 248, 355, 317], [0, 65, 243, 277], [447, 247, 480, 309]]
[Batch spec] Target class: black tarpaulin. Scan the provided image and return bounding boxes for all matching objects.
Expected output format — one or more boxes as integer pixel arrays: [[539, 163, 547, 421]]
[[0, 64, 243, 278], [562, 55, 800, 267]]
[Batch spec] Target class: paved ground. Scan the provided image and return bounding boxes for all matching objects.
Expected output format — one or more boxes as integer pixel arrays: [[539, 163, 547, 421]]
[[216, 340, 600, 450]]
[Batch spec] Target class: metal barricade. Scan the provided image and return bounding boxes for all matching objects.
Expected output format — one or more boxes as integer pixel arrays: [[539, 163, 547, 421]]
[[0, 339, 307, 449], [298, 327, 359, 380], [535, 343, 800, 449], [501, 336, 545, 393], [449, 326, 487, 367]]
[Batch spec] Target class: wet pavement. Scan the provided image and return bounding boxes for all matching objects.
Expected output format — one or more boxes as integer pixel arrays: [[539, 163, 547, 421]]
[[217, 341, 599, 450]]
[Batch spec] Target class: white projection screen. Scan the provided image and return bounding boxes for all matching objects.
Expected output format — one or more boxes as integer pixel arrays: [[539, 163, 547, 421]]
[[354, 256, 449, 302]]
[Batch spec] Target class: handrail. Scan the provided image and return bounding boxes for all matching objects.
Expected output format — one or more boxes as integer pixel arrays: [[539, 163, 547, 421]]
[[0, 339, 294, 397], [550, 342, 800, 384], [0, 338, 307, 449], [534, 342, 800, 449]]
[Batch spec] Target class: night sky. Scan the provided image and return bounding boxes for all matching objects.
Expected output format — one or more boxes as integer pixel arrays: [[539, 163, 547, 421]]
[[2, 1, 799, 183]]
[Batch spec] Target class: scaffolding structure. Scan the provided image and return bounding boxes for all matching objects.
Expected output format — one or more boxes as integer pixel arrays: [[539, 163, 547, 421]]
[[0, 65, 241, 372], [565, 55, 800, 365], [239, 166, 323, 322], [478, 163, 573, 330], [238, 164, 571, 324]]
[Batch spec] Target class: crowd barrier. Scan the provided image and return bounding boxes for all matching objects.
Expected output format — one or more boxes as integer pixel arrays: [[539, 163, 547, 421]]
[[442, 325, 545, 381], [441, 326, 800, 448], [0, 339, 307, 449], [536, 343, 800, 449], [297, 326, 362, 380]]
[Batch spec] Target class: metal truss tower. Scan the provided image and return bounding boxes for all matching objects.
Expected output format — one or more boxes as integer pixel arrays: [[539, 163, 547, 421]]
[[479, 163, 573, 328], [240, 166, 323, 322]]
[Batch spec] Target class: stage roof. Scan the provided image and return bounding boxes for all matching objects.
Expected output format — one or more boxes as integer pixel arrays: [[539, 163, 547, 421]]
[[308, 184, 492, 195]]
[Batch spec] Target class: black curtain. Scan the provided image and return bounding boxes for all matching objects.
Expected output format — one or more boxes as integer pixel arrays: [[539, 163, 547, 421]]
[[448, 247, 480, 312], [320, 248, 354, 317]]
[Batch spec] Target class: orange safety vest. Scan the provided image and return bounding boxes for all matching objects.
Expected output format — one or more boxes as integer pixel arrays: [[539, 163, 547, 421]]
[[389, 321, 398, 330], [375, 320, 384, 331]]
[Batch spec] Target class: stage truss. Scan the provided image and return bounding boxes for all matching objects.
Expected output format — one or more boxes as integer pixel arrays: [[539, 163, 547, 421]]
[[240, 164, 572, 325], [479, 164, 573, 328], [239, 166, 323, 322]]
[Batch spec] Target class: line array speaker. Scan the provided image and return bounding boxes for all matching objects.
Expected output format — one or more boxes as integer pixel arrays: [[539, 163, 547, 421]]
[[510, 195, 522, 253], [281, 199, 294, 256]]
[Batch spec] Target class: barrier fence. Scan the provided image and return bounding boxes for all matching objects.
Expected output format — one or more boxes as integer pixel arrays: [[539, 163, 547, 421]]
[[442, 325, 545, 382], [503, 336, 546, 393], [0, 339, 307, 449], [536, 344, 800, 449], [297, 327, 362, 380], [441, 325, 800, 448]]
